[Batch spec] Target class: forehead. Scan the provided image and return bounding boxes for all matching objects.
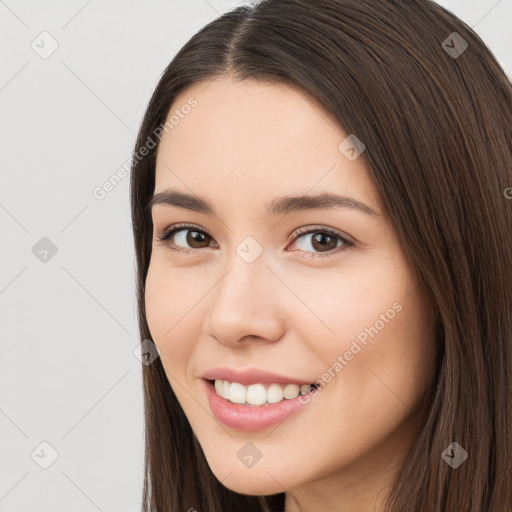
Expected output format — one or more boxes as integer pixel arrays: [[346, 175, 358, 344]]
[[154, 77, 380, 211]]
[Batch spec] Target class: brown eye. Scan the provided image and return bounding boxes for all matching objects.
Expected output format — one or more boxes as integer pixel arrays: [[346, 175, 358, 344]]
[[184, 229, 211, 248], [288, 226, 354, 258], [310, 232, 339, 252], [156, 223, 353, 259], [156, 224, 216, 251]]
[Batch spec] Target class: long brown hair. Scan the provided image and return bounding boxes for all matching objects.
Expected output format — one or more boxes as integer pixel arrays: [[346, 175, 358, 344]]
[[130, 1, 512, 510]]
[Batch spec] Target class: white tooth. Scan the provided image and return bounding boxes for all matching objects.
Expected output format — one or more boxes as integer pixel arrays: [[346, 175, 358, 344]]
[[213, 380, 311, 405], [300, 384, 310, 395], [283, 383, 300, 399], [221, 380, 231, 399], [267, 383, 284, 403], [246, 384, 267, 405], [229, 382, 246, 404]]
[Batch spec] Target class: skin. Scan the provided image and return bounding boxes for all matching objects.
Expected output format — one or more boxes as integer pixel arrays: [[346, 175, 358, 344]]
[[145, 76, 437, 512]]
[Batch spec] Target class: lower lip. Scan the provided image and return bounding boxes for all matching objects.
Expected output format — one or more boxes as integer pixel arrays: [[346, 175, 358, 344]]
[[202, 379, 315, 431]]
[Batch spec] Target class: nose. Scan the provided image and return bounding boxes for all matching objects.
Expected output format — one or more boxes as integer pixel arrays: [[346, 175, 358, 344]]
[[203, 254, 285, 347]]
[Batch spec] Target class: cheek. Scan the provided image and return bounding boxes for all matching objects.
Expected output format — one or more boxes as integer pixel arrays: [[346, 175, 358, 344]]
[[320, 283, 435, 428], [145, 257, 194, 336], [291, 258, 435, 405], [144, 262, 195, 369], [284, 260, 406, 356], [144, 263, 169, 343]]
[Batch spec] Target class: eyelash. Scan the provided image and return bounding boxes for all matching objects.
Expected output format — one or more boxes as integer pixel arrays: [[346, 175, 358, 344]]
[[155, 223, 354, 258]]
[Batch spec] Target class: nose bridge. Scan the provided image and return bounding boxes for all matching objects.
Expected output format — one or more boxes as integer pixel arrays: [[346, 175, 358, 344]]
[[217, 233, 270, 304], [204, 244, 284, 345]]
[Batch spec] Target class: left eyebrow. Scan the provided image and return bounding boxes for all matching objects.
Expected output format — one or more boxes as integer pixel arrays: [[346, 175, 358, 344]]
[[266, 192, 380, 217], [148, 190, 381, 218]]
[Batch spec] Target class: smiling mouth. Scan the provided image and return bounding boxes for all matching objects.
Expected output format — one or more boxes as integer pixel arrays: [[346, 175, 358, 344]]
[[207, 378, 320, 407]]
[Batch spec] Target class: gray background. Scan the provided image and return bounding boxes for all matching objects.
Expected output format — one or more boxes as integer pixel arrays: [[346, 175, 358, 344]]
[[0, 1, 510, 510]]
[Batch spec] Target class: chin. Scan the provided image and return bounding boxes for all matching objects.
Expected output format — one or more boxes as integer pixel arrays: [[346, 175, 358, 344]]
[[206, 458, 289, 495], [218, 474, 285, 496]]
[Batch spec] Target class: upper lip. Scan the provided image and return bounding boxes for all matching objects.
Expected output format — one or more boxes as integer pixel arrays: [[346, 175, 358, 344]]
[[201, 367, 314, 386]]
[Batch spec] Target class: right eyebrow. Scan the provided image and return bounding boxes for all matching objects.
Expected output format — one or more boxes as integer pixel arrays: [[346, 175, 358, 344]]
[[148, 190, 214, 214]]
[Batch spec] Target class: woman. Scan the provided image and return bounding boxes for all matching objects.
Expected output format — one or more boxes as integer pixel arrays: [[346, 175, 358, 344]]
[[130, 1, 512, 510]]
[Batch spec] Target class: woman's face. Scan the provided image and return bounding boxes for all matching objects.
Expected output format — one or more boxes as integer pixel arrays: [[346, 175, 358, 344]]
[[145, 77, 436, 508]]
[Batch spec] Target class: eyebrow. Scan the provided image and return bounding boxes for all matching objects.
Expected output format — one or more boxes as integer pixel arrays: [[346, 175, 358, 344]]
[[148, 190, 380, 217]]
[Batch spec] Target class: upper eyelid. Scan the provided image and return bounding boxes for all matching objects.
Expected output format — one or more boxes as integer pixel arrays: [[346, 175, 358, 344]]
[[156, 223, 353, 249], [157, 222, 349, 238]]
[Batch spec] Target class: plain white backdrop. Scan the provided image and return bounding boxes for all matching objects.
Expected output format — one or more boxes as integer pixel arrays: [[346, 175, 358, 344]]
[[0, 1, 511, 510]]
